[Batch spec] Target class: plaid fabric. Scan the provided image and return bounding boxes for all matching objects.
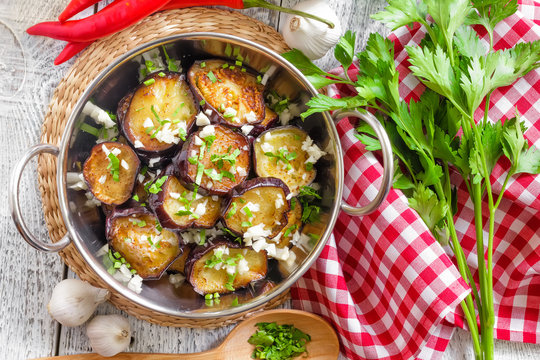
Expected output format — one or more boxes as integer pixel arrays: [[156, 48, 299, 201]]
[[291, 1, 540, 359]]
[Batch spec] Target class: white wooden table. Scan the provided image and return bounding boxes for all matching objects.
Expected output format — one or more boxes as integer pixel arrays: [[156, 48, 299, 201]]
[[1, 0, 539, 359]]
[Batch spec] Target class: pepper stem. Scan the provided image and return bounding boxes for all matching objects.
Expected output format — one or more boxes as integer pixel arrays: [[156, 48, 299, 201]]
[[243, 0, 335, 29]]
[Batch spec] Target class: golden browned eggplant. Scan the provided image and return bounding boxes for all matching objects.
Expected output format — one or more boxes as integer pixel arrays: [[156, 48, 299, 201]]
[[83, 142, 140, 205], [118, 72, 197, 156], [222, 177, 290, 238], [185, 238, 267, 295], [187, 60, 265, 127], [253, 126, 317, 195], [106, 207, 181, 279]]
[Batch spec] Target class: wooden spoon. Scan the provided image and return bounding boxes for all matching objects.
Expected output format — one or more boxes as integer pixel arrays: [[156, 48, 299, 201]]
[[34, 309, 339, 360]]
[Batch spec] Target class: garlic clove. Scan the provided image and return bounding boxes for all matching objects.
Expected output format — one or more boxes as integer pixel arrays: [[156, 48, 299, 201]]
[[87, 314, 131, 357], [280, 0, 342, 60], [47, 278, 109, 327]]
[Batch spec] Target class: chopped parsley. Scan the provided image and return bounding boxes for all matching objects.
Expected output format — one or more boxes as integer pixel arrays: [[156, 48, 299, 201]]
[[148, 175, 168, 194], [264, 148, 297, 170], [210, 148, 241, 169], [298, 186, 322, 224], [248, 322, 311, 360]]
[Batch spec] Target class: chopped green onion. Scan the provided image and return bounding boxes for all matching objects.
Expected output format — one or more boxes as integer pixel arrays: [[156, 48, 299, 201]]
[[199, 229, 206, 245], [148, 175, 168, 194], [241, 221, 252, 227], [243, 206, 253, 218], [80, 123, 100, 137], [201, 61, 206, 68], [158, 71, 166, 77], [207, 71, 217, 83], [132, 194, 140, 202], [225, 43, 232, 57], [235, 60, 242, 66], [226, 202, 237, 218], [283, 224, 298, 238], [200, 99, 206, 106], [143, 78, 155, 86], [106, 152, 120, 182]]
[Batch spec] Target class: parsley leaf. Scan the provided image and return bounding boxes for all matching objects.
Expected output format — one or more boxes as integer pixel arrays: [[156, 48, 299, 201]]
[[371, 0, 428, 31]]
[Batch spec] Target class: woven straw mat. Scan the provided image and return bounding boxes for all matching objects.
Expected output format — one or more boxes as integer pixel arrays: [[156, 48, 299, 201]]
[[37, 7, 290, 328]]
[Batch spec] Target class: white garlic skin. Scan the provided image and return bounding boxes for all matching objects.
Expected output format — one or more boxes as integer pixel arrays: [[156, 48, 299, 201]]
[[47, 279, 109, 327], [87, 315, 131, 357], [280, 0, 342, 60]]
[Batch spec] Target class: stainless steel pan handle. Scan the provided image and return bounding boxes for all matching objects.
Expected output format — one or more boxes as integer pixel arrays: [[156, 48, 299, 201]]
[[9, 144, 71, 252], [332, 109, 393, 216]]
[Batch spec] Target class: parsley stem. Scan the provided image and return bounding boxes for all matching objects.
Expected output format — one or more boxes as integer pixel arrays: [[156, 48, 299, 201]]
[[434, 182, 482, 359]]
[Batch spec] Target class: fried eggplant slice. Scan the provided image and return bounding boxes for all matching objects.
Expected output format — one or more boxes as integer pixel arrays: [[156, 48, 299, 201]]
[[106, 207, 181, 279], [273, 198, 303, 249], [187, 60, 265, 127], [176, 124, 250, 195], [185, 238, 267, 295], [119, 72, 197, 155], [149, 175, 222, 229], [253, 126, 317, 195], [83, 142, 140, 205], [222, 177, 290, 238]]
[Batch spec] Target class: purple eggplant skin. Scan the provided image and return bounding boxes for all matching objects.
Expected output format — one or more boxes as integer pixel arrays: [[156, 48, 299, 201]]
[[116, 72, 197, 162], [187, 60, 265, 128], [173, 124, 251, 196], [184, 237, 268, 295], [147, 172, 222, 231], [221, 177, 291, 238]]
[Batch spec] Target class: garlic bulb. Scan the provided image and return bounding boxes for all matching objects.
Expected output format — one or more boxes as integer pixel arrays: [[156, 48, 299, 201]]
[[281, 0, 342, 60], [47, 279, 109, 327], [87, 315, 131, 357]]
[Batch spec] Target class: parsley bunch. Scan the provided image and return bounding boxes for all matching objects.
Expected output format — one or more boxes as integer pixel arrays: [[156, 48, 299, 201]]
[[284, 1, 540, 359]]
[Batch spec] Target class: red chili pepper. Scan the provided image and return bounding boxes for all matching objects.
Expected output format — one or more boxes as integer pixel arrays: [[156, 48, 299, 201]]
[[58, 0, 102, 22], [27, 0, 170, 42], [54, 41, 93, 65]]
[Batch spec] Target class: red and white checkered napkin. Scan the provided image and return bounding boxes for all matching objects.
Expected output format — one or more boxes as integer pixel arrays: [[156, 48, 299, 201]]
[[291, 1, 540, 359]]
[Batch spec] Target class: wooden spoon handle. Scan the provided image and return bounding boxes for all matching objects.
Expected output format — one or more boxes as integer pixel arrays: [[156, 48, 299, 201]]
[[32, 350, 221, 360]]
